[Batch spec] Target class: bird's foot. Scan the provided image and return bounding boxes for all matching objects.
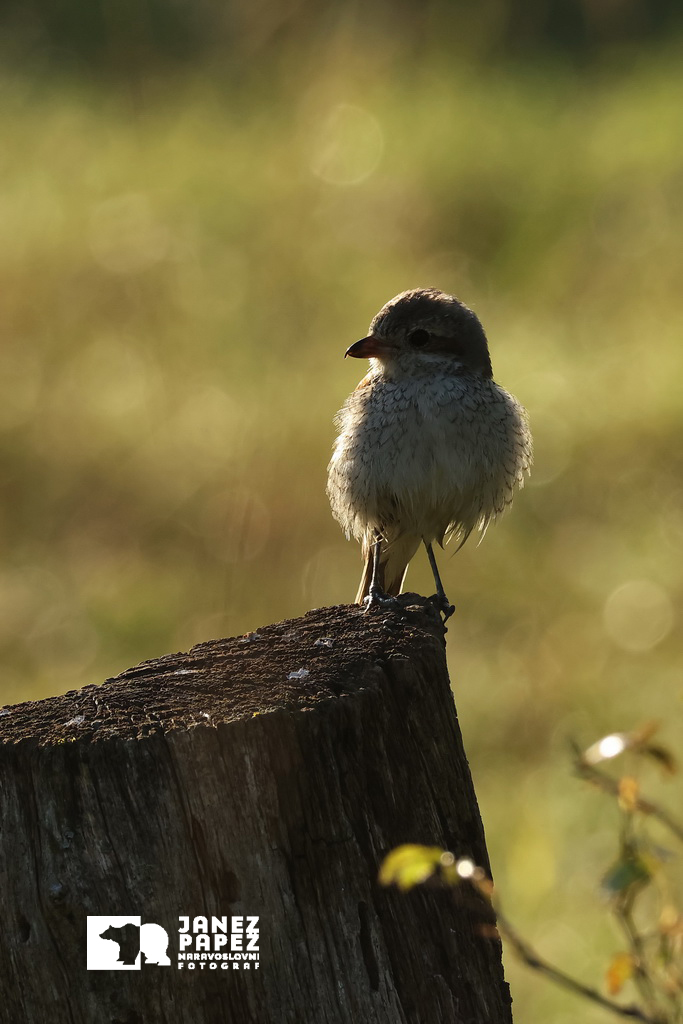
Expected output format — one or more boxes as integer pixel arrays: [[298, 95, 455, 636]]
[[362, 588, 403, 614], [428, 593, 456, 622]]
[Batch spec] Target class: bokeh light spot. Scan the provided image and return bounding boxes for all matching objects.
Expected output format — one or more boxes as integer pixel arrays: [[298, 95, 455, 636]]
[[89, 192, 170, 273], [310, 104, 384, 186], [598, 734, 626, 759], [71, 338, 158, 419], [204, 487, 270, 564], [603, 580, 674, 652], [456, 857, 475, 878]]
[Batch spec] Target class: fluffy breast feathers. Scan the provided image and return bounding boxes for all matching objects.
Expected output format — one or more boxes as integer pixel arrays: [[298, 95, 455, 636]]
[[327, 368, 532, 553]]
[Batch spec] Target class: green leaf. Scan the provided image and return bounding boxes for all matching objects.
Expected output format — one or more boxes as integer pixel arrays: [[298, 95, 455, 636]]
[[601, 851, 652, 897], [378, 845, 445, 890]]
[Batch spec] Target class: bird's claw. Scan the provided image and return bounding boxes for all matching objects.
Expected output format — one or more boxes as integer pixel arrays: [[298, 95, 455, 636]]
[[363, 588, 402, 613], [428, 593, 456, 622]]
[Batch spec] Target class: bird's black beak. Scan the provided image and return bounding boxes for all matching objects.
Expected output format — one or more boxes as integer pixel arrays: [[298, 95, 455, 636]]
[[344, 335, 393, 359]]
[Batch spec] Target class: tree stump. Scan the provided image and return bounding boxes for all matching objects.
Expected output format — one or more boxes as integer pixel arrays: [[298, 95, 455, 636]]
[[0, 595, 512, 1024]]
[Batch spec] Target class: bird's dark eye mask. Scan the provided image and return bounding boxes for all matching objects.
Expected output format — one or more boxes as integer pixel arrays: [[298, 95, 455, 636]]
[[430, 332, 493, 378]]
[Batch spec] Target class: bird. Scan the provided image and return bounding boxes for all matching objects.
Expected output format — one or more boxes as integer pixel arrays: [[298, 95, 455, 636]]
[[326, 288, 532, 619]]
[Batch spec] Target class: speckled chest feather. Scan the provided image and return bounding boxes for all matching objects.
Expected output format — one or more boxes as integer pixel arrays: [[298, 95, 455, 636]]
[[327, 364, 532, 550]]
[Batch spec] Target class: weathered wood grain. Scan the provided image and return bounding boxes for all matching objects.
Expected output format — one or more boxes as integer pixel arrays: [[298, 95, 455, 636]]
[[0, 595, 512, 1024]]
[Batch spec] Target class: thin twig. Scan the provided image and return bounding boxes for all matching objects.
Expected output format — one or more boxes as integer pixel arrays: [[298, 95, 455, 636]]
[[615, 896, 661, 1017], [492, 900, 666, 1024], [572, 758, 683, 845]]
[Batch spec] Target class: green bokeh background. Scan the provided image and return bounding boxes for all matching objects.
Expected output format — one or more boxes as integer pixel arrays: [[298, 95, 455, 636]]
[[1, 3, 682, 1019]]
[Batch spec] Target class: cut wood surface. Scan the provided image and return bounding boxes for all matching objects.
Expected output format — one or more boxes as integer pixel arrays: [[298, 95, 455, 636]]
[[0, 595, 512, 1024]]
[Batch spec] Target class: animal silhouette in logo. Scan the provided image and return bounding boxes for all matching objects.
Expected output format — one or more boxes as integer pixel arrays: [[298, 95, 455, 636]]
[[86, 915, 171, 970], [140, 923, 171, 965], [100, 923, 140, 966]]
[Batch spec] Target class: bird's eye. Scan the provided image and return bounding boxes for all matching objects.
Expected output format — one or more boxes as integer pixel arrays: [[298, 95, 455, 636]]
[[408, 328, 430, 348]]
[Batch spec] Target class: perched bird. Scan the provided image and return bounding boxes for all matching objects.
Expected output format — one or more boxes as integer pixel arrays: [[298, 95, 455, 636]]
[[327, 288, 532, 618]]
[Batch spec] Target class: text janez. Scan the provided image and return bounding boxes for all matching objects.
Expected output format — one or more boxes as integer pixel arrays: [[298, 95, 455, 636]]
[[177, 916, 260, 969]]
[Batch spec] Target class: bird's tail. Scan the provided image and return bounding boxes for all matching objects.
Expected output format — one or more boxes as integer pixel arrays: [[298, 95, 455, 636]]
[[355, 534, 421, 604]]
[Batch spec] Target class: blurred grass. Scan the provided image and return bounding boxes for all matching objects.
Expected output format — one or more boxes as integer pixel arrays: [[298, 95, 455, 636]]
[[1, 32, 683, 1021]]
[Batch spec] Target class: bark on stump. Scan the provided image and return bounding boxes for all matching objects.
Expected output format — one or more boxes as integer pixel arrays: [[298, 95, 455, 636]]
[[0, 595, 513, 1024]]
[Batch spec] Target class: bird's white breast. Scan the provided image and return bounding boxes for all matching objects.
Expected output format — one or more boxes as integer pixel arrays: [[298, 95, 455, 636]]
[[327, 366, 531, 549]]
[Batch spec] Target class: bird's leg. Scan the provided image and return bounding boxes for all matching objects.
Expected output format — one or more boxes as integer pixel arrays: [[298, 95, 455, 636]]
[[368, 533, 384, 601], [425, 541, 455, 620], [363, 532, 402, 612], [363, 533, 387, 609]]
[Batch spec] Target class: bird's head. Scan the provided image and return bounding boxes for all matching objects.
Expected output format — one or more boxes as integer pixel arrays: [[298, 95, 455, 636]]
[[345, 288, 493, 379]]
